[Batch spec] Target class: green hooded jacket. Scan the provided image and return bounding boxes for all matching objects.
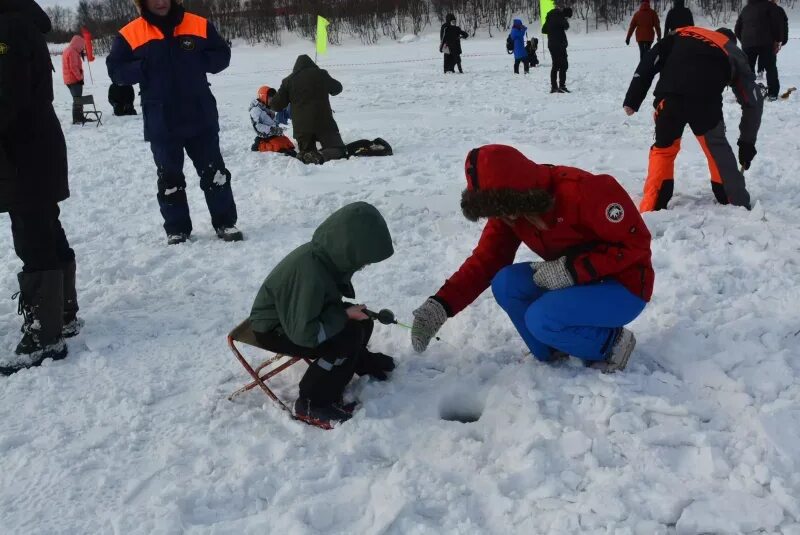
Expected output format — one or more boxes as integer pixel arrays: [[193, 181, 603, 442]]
[[249, 202, 394, 347], [270, 54, 343, 137]]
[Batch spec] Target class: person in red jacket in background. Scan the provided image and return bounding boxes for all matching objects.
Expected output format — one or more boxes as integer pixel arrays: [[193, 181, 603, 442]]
[[61, 35, 89, 124], [410, 145, 654, 372], [626, 0, 661, 60]]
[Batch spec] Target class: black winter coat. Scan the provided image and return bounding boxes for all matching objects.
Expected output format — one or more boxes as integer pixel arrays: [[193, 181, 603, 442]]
[[440, 23, 468, 55], [776, 4, 788, 45], [0, 0, 68, 213], [543, 9, 569, 50], [271, 55, 342, 137], [734, 0, 783, 48], [664, 0, 694, 34]]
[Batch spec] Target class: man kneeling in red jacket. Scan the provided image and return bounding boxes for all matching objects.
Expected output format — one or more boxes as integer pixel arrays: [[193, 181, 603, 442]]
[[411, 145, 654, 372]]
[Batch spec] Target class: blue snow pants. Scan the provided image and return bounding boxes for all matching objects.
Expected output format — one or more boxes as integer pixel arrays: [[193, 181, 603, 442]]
[[491, 263, 646, 362], [150, 132, 238, 236]]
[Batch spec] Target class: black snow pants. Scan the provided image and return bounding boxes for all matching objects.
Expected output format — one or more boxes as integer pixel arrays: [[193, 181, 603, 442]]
[[745, 46, 779, 98], [638, 41, 653, 60], [296, 130, 347, 162], [549, 47, 568, 89], [8, 204, 75, 273], [254, 319, 375, 406], [514, 57, 530, 74]]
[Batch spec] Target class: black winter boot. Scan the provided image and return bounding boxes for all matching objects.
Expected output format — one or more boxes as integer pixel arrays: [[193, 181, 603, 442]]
[[3, 271, 68, 375], [293, 397, 356, 427], [62, 260, 82, 338], [355, 351, 395, 381]]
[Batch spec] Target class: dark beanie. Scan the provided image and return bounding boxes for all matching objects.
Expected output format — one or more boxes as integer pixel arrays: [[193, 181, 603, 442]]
[[563, 7, 573, 18]]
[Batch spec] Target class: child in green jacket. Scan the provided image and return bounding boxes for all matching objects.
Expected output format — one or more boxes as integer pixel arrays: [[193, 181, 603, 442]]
[[249, 202, 395, 426]]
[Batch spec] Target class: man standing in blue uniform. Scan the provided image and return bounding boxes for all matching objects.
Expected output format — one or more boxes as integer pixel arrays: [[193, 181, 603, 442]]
[[107, 0, 242, 244]]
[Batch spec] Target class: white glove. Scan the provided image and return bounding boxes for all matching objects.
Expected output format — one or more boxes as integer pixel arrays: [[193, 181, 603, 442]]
[[531, 257, 574, 290], [411, 298, 448, 353]]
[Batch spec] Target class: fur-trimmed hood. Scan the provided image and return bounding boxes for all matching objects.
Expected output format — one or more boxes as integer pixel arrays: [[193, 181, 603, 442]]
[[460, 144, 555, 221]]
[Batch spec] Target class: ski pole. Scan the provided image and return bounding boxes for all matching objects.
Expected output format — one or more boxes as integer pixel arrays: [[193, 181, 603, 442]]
[[364, 308, 445, 343]]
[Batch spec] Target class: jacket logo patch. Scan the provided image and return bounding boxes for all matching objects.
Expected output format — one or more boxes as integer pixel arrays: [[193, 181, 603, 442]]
[[606, 203, 624, 222], [179, 37, 196, 51], [0, 43, 8, 55]]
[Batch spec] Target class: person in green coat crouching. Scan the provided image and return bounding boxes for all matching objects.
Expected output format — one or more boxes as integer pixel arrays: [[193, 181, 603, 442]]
[[249, 202, 396, 426]]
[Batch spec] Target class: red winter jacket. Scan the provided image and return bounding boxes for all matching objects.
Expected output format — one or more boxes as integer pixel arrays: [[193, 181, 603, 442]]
[[62, 35, 84, 85], [435, 145, 654, 316], [627, 2, 661, 43]]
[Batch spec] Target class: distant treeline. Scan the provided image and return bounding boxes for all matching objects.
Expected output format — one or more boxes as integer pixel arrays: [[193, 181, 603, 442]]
[[46, 0, 794, 53]]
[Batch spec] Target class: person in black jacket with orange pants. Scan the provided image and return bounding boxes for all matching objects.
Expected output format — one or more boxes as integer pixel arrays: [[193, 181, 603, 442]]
[[0, 0, 81, 374], [623, 27, 764, 212]]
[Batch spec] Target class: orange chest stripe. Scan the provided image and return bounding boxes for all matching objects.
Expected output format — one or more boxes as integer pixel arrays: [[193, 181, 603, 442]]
[[676, 26, 730, 55], [120, 18, 164, 51], [175, 13, 208, 38], [120, 14, 208, 51]]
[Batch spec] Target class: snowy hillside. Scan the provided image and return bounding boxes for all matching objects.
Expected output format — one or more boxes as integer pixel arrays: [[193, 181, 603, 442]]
[[2, 29, 800, 534]]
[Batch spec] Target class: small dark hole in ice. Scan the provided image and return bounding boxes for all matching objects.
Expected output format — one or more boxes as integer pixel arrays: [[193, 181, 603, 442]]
[[438, 391, 484, 423]]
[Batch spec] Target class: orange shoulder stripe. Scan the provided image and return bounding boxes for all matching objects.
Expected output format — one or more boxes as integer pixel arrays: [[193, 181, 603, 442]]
[[174, 13, 208, 39], [119, 18, 164, 51], [676, 26, 730, 55]]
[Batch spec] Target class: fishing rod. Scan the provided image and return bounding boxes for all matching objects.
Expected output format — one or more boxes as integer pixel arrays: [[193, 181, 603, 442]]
[[364, 308, 446, 343]]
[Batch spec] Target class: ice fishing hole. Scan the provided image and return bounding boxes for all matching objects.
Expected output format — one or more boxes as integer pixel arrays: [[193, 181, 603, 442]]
[[438, 389, 485, 423]]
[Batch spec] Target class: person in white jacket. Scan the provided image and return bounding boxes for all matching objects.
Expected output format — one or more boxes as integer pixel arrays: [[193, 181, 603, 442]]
[[249, 85, 295, 155]]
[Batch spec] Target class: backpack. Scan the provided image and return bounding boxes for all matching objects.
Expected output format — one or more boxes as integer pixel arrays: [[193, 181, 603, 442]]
[[506, 36, 514, 54]]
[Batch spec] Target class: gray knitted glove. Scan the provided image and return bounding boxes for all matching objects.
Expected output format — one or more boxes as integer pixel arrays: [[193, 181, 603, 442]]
[[411, 298, 448, 353], [532, 257, 575, 290]]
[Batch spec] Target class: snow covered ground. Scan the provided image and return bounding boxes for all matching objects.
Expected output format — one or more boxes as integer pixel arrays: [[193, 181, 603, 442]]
[[2, 28, 800, 534]]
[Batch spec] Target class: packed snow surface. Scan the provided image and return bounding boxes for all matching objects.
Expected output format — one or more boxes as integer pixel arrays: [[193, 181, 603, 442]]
[[2, 29, 800, 534]]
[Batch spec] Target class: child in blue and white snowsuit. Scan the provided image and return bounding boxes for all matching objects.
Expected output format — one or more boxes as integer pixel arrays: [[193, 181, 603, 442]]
[[250, 85, 296, 155], [510, 19, 529, 74]]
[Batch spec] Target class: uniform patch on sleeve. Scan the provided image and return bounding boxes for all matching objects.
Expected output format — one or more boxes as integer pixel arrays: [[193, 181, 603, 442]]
[[0, 43, 9, 55], [606, 203, 624, 222]]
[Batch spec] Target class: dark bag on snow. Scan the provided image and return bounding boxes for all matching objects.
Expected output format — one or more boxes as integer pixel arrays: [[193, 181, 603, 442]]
[[346, 138, 393, 157], [506, 36, 514, 54]]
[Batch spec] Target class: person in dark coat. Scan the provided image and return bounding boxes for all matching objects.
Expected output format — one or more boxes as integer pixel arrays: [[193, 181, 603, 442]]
[[0, 0, 81, 374], [758, 0, 789, 81], [249, 202, 395, 426], [270, 54, 346, 164], [440, 13, 468, 73], [623, 27, 763, 212], [108, 83, 137, 116], [509, 18, 529, 74], [663, 0, 694, 34], [543, 7, 572, 93], [735, 0, 784, 100], [410, 145, 653, 372], [107, 0, 242, 245]]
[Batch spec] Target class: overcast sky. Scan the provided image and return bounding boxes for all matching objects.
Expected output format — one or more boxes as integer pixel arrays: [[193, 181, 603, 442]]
[[38, 0, 80, 8]]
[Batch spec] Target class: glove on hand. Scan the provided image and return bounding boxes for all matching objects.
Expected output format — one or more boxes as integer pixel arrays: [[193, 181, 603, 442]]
[[411, 298, 447, 353], [737, 141, 757, 171], [355, 351, 395, 381], [532, 257, 575, 290]]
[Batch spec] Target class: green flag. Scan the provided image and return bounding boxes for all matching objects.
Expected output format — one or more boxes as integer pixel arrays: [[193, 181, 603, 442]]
[[540, 0, 555, 28], [316, 15, 329, 56]]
